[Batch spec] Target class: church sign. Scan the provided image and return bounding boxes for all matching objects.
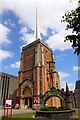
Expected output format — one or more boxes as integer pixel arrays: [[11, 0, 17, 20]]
[[4, 98, 12, 118]]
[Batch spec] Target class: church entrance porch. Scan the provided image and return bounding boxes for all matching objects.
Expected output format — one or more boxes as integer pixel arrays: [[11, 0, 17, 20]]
[[25, 97, 32, 109], [20, 86, 33, 109]]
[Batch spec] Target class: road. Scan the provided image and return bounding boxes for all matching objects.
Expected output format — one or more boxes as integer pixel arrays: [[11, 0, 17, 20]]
[[0, 109, 35, 117]]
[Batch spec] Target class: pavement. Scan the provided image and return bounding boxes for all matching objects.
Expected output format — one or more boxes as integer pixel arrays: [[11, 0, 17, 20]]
[[0, 109, 35, 118]]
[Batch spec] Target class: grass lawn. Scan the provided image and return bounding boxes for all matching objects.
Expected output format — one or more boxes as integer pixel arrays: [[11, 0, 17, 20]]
[[1, 108, 80, 120], [2, 112, 44, 120], [13, 108, 80, 120], [12, 112, 35, 118], [75, 108, 80, 119]]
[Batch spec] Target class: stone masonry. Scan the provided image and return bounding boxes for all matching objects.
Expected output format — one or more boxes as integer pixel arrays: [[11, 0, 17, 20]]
[[17, 39, 60, 109]]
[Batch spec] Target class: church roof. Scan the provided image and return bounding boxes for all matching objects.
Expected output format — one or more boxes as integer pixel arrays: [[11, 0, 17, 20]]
[[0, 72, 18, 78], [22, 39, 52, 51]]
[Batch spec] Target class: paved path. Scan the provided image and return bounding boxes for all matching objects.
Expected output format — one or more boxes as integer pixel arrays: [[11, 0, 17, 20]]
[[0, 109, 35, 117]]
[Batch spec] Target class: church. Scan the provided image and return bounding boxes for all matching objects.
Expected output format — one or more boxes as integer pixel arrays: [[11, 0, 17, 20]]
[[16, 9, 60, 109]]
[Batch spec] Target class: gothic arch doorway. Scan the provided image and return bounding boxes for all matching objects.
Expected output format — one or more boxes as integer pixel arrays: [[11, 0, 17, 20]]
[[22, 86, 32, 109], [23, 87, 32, 97]]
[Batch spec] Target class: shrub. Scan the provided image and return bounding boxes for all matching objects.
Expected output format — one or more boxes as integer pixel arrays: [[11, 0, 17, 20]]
[[39, 106, 64, 111], [39, 106, 50, 111]]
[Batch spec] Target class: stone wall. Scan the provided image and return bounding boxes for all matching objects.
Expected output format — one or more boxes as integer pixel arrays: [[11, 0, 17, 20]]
[[75, 89, 80, 108], [36, 109, 76, 119], [75, 80, 80, 108], [17, 39, 61, 109]]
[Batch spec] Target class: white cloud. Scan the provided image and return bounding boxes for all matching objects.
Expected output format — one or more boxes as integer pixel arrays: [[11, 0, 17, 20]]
[[0, 0, 78, 50], [11, 61, 20, 68], [4, 61, 20, 69], [73, 66, 80, 71], [4, 19, 15, 28], [59, 71, 75, 91], [0, 49, 13, 61], [58, 71, 70, 80], [21, 33, 34, 44], [61, 80, 75, 91], [56, 54, 67, 59], [20, 27, 34, 44], [19, 26, 28, 34], [60, 80, 66, 90], [0, 24, 11, 45], [46, 28, 72, 51], [68, 82, 75, 91]]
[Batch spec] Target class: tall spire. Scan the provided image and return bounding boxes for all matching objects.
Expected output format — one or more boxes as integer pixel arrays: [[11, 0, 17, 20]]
[[66, 83, 69, 93], [34, 7, 40, 40]]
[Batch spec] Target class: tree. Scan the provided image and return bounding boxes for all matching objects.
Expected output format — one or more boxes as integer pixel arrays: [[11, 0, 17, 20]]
[[62, 5, 80, 55]]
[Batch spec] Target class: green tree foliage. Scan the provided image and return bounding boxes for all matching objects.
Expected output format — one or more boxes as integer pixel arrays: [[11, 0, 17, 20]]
[[62, 6, 80, 55]]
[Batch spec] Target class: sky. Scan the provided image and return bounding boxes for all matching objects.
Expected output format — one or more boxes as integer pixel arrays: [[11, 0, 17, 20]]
[[0, 0, 80, 91]]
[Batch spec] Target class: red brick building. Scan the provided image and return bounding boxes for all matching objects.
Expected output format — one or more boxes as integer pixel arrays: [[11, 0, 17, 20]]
[[17, 39, 60, 109]]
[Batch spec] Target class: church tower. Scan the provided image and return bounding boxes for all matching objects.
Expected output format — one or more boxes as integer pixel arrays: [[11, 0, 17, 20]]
[[16, 8, 60, 109]]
